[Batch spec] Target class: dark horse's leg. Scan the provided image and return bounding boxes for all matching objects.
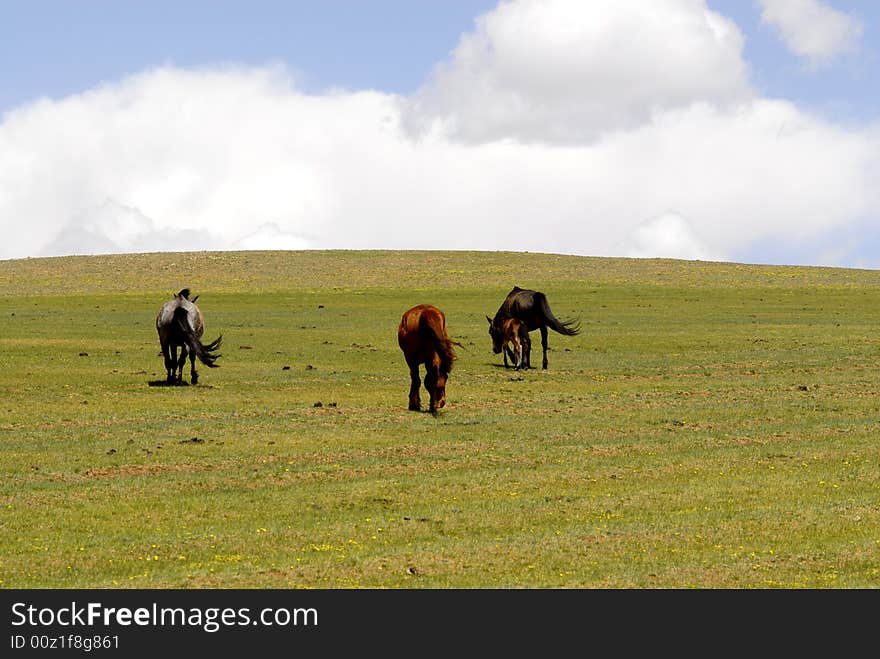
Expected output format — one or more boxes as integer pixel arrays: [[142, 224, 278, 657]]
[[540, 326, 548, 369], [176, 345, 188, 383], [521, 331, 532, 369], [406, 358, 421, 411], [189, 349, 199, 385]]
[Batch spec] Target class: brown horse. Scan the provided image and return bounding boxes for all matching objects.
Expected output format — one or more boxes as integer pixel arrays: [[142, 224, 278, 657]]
[[397, 304, 459, 413], [499, 316, 527, 370], [156, 288, 222, 384], [488, 286, 580, 369]]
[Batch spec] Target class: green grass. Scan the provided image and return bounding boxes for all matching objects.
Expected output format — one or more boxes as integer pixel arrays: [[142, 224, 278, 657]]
[[0, 250, 878, 588]]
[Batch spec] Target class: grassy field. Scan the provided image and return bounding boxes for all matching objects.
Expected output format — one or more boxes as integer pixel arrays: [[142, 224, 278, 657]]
[[0, 250, 878, 588]]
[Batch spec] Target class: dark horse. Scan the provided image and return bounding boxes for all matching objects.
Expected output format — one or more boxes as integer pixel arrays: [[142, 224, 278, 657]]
[[397, 304, 459, 413], [156, 288, 222, 384], [487, 286, 580, 369]]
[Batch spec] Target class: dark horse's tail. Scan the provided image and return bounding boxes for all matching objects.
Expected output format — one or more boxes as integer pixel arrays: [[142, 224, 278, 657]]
[[419, 314, 460, 375], [537, 292, 580, 336], [173, 306, 223, 367]]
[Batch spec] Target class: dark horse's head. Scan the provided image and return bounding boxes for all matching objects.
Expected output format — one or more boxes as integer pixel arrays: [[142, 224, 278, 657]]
[[486, 315, 504, 355]]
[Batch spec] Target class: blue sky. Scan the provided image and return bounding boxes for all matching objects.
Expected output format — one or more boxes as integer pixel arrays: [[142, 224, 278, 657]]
[[0, 1, 498, 110], [2, 1, 875, 115], [713, 0, 879, 119], [1, 1, 878, 266]]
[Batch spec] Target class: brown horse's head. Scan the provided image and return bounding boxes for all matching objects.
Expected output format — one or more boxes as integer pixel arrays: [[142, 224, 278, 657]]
[[487, 315, 503, 354], [424, 361, 448, 412]]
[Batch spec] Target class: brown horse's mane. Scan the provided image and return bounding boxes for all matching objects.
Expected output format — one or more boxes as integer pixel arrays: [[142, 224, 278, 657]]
[[436, 335, 458, 376], [420, 311, 459, 375]]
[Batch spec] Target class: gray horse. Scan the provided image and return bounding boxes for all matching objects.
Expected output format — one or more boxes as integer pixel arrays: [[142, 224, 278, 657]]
[[156, 288, 222, 384]]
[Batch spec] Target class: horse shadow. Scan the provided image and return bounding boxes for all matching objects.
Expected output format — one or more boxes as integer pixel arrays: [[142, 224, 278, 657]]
[[147, 379, 190, 387], [486, 362, 533, 371]]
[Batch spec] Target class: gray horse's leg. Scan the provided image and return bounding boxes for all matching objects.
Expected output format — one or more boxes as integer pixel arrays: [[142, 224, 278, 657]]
[[176, 345, 188, 383], [162, 342, 175, 382]]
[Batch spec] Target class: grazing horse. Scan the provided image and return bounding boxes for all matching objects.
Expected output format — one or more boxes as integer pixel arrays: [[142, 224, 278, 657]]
[[487, 286, 580, 369], [499, 317, 527, 370], [156, 288, 222, 384], [397, 304, 459, 413]]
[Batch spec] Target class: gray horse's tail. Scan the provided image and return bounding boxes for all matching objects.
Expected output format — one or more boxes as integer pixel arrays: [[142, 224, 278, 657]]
[[173, 306, 222, 367], [537, 293, 580, 336]]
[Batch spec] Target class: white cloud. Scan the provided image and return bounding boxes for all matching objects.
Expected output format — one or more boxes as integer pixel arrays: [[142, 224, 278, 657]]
[[233, 222, 311, 251], [0, 1, 878, 267], [758, 0, 863, 66], [622, 212, 720, 261], [41, 198, 166, 256], [0, 66, 358, 259], [38, 198, 230, 256], [404, 0, 751, 143]]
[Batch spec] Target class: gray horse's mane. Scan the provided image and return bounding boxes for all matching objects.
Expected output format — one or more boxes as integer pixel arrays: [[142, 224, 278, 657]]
[[175, 288, 199, 303]]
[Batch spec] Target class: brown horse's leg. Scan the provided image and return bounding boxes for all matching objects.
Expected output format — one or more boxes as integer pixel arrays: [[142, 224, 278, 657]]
[[407, 360, 421, 411], [539, 326, 548, 369], [424, 365, 439, 413]]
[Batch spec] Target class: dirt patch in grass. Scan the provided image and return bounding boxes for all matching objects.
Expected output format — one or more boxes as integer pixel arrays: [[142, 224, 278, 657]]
[[81, 461, 226, 480]]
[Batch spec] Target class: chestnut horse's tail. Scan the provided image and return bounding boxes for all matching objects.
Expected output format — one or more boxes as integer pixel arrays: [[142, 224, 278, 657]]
[[173, 306, 223, 368], [419, 312, 459, 375]]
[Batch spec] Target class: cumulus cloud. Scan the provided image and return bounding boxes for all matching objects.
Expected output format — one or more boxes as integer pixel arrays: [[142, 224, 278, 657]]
[[39, 198, 226, 256], [0, 1, 878, 266], [233, 222, 311, 251], [622, 212, 719, 261], [0, 66, 356, 259], [404, 0, 751, 143], [758, 0, 863, 66]]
